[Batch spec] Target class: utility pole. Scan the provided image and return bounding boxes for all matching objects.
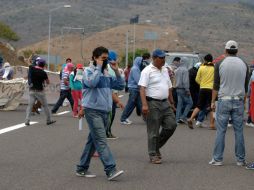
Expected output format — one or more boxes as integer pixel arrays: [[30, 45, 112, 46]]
[[132, 23, 136, 63], [125, 31, 129, 68]]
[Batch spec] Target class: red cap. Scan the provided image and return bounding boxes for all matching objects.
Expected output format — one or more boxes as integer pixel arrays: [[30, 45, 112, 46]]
[[76, 63, 83, 69]]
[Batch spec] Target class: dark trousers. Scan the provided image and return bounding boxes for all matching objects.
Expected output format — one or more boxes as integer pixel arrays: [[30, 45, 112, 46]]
[[120, 89, 142, 121], [51, 89, 74, 113], [125, 80, 129, 93], [106, 101, 117, 136], [146, 100, 177, 156]]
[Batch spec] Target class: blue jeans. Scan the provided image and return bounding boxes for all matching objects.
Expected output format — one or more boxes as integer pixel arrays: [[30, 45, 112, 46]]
[[212, 99, 245, 162], [176, 89, 193, 122], [76, 108, 116, 176], [197, 109, 208, 122], [120, 89, 142, 121], [51, 89, 74, 113]]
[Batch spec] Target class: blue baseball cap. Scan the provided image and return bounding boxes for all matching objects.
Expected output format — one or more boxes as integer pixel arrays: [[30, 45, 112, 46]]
[[152, 49, 165, 58], [108, 50, 118, 62]]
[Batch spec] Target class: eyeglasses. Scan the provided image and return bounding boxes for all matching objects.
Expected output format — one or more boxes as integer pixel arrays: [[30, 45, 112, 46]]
[[158, 57, 165, 59]]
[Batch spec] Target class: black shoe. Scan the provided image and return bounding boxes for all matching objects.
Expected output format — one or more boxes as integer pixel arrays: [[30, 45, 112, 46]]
[[107, 170, 124, 181], [25, 121, 30, 126], [76, 170, 96, 178], [47, 120, 56, 125], [107, 134, 119, 140]]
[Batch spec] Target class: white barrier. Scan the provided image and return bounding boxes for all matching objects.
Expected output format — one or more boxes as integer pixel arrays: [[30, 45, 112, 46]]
[[0, 78, 27, 110]]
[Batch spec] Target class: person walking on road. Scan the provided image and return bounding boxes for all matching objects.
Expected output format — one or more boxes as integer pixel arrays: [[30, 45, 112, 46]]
[[25, 58, 56, 126], [139, 49, 176, 164], [187, 54, 215, 129], [120, 57, 144, 125], [69, 63, 83, 117], [51, 63, 74, 114], [76, 46, 124, 180], [209, 40, 249, 166], [174, 57, 193, 124], [106, 50, 125, 139], [124, 64, 131, 93]]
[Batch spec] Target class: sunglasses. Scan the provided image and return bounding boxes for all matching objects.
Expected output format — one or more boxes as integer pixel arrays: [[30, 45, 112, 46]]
[[158, 56, 165, 59]]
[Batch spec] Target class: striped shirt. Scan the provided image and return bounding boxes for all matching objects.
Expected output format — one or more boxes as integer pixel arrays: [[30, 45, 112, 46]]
[[60, 71, 70, 90]]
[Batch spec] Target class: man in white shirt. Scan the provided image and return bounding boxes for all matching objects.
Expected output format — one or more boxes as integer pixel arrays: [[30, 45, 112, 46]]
[[139, 49, 177, 164]]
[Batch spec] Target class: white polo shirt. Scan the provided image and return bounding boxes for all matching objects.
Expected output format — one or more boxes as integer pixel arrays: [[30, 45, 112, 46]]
[[138, 63, 172, 100]]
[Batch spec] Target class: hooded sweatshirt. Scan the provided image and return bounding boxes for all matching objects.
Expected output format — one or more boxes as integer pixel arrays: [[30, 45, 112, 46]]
[[128, 57, 143, 91], [69, 69, 83, 90], [174, 57, 190, 92], [82, 63, 125, 112]]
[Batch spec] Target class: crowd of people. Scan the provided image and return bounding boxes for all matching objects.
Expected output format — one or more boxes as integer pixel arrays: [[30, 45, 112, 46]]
[[23, 40, 254, 181]]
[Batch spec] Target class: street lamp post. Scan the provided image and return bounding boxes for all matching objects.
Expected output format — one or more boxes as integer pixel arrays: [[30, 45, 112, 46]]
[[132, 23, 136, 63], [47, 4, 71, 70]]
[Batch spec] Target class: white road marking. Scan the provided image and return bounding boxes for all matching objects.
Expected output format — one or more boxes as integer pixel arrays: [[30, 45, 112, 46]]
[[53, 111, 70, 116], [0, 122, 38, 135]]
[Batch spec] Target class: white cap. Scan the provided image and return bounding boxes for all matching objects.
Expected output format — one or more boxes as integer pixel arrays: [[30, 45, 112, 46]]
[[225, 40, 238, 50]]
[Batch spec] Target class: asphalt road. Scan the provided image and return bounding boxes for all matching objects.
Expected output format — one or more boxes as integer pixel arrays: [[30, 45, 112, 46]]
[[1, 94, 254, 190]]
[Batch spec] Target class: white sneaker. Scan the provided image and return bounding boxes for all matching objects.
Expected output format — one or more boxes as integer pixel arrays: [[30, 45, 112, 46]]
[[126, 118, 132, 124], [246, 122, 254, 128], [209, 158, 223, 166], [227, 123, 232, 127], [120, 120, 132, 125], [196, 121, 203, 127], [236, 161, 247, 166]]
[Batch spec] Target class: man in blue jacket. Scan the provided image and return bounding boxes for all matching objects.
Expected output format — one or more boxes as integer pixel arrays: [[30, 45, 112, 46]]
[[76, 46, 124, 181], [120, 56, 144, 124]]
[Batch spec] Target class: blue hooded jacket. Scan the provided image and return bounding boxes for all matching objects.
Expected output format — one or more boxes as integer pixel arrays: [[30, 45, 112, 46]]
[[82, 63, 125, 112], [128, 57, 143, 91]]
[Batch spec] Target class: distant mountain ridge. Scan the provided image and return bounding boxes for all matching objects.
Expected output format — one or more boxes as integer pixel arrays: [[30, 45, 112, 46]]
[[0, 0, 253, 62]]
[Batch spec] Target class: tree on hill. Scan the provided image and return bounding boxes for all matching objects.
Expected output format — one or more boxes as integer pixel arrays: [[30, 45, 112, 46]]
[[0, 21, 20, 41], [121, 48, 150, 67]]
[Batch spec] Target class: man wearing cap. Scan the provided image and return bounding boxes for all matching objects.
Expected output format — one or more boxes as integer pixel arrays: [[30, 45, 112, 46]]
[[106, 50, 124, 139], [209, 40, 249, 166], [139, 49, 176, 164], [25, 58, 56, 126], [51, 62, 74, 114]]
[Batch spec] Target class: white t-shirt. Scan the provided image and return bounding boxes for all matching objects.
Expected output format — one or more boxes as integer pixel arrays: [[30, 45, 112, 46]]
[[138, 64, 172, 100]]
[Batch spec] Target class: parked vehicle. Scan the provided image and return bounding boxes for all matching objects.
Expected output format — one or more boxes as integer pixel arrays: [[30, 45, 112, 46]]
[[165, 52, 203, 69]]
